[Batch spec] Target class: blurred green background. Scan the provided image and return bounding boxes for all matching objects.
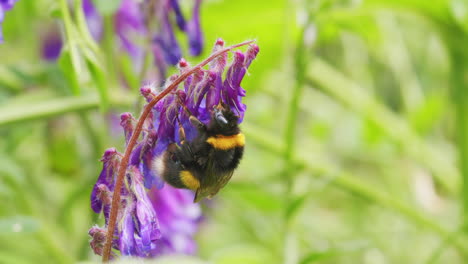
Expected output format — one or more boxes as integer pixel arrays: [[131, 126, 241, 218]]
[[2, 0, 468, 263]]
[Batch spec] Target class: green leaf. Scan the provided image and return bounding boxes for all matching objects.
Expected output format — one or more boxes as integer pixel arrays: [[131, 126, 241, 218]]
[[58, 46, 81, 95], [300, 250, 347, 264], [75, 0, 100, 54], [228, 184, 284, 212], [84, 49, 109, 110], [450, 0, 468, 33], [211, 245, 275, 264], [285, 194, 309, 220], [119, 53, 140, 91], [0, 251, 32, 264], [0, 216, 39, 234], [408, 93, 445, 134], [59, 0, 83, 95], [93, 0, 122, 15]]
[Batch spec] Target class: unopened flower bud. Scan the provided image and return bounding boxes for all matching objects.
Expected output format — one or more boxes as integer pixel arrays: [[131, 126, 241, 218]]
[[120, 112, 135, 144]]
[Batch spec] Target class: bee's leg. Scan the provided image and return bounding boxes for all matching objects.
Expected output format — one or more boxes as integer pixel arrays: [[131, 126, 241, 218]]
[[176, 115, 187, 144], [175, 92, 206, 132], [189, 116, 205, 131]]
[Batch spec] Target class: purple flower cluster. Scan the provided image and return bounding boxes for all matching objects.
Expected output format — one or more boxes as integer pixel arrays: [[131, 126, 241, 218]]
[[42, 0, 203, 81], [89, 39, 259, 258], [0, 0, 18, 43], [116, 0, 203, 81], [118, 0, 204, 61], [149, 185, 201, 254]]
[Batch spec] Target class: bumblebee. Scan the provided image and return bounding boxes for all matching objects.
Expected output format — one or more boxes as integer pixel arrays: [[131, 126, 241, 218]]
[[152, 101, 244, 202]]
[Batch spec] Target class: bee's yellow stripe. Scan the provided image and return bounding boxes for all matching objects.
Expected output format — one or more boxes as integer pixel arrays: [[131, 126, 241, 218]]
[[206, 133, 245, 150], [180, 170, 200, 190]]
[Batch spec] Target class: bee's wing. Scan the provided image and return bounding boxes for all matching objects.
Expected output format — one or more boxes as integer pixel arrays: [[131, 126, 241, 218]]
[[206, 163, 235, 197], [192, 154, 235, 202], [216, 170, 235, 192], [193, 188, 202, 203]]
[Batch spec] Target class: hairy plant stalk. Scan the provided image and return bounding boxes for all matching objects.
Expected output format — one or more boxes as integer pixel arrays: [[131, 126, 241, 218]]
[[102, 40, 254, 262]]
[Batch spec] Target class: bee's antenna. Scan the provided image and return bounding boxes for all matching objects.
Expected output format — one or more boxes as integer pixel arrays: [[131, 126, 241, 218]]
[[175, 91, 194, 117]]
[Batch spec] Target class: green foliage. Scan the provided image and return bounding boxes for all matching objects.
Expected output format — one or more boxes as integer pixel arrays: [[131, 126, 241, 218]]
[[1, 0, 468, 263]]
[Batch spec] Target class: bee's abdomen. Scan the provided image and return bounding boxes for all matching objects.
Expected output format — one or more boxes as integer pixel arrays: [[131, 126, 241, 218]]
[[179, 170, 200, 190], [206, 133, 245, 150]]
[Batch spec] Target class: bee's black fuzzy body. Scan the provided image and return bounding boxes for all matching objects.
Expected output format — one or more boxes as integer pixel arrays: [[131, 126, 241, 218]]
[[153, 103, 244, 202]]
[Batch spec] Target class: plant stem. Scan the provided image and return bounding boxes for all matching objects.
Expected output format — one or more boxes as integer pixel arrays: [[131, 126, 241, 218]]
[[74, 0, 100, 54], [0, 92, 134, 127], [450, 37, 468, 231], [101, 40, 254, 262], [283, 23, 310, 192], [59, 0, 82, 95], [282, 20, 312, 264]]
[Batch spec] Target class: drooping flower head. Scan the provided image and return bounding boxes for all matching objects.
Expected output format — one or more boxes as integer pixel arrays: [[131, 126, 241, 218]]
[[0, 0, 18, 43], [89, 39, 259, 258], [41, 0, 203, 80], [115, 0, 204, 82]]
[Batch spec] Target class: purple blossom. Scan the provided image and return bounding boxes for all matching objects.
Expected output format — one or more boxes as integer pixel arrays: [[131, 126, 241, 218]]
[[170, 0, 186, 30], [114, 0, 146, 59], [114, 0, 205, 69], [119, 198, 137, 256], [154, 12, 183, 65], [40, 0, 204, 87], [89, 39, 259, 259], [89, 226, 108, 257], [90, 148, 120, 214], [41, 28, 63, 61], [149, 185, 201, 254], [0, 0, 18, 43], [120, 112, 136, 144], [133, 170, 161, 255], [82, 0, 103, 40], [146, 39, 259, 192], [186, 0, 203, 56], [147, 39, 259, 185]]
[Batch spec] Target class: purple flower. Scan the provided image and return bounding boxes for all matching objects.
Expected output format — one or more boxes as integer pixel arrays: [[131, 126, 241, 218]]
[[41, 28, 63, 61], [114, 0, 204, 68], [170, 0, 186, 30], [41, 0, 204, 85], [132, 170, 161, 255], [153, 40, 259, 147], [89, 226, 108, 257], [186, 0, 203, 56], [114, 0, 146, 59], [149, 185, 201, 254], [0, 0, 18, 43], [89, 39, 259, 259], [150, 0, 204, 82], [82, 0, 103, 40], [119, 201, 137, 256], [120, 112, 136, 144], [153, 12, 183, 65], [90, 148, 120, 215]]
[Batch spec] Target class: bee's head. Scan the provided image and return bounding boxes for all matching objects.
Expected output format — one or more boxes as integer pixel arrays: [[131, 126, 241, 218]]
[[210, 102, 239, 135]]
